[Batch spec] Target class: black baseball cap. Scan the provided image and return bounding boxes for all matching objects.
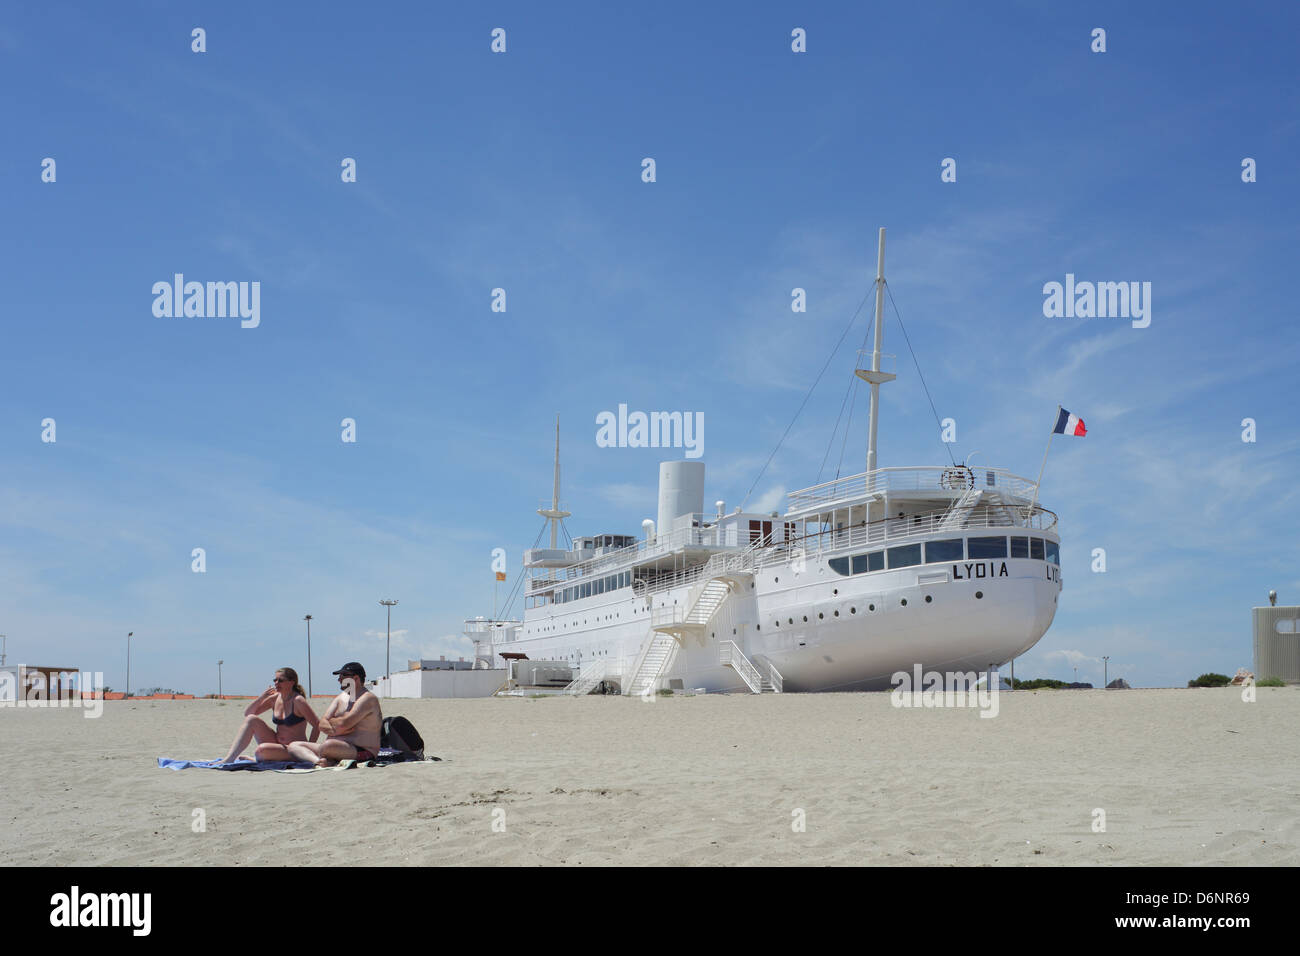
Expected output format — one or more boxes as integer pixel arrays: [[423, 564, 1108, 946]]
[[333, 662, 366, 680]]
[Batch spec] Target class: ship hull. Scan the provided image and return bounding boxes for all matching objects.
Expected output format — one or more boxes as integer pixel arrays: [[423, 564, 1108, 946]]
[[506, 551, 1062, 694]]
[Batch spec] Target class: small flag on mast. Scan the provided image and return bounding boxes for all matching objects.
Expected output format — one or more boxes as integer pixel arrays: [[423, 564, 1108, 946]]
[[495, 571, 507, 582], [1052, 408, 1087, 437]]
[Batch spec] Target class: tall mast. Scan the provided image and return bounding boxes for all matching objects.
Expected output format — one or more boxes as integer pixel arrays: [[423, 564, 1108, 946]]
[[537, 415, 571, 549], [857, 227, 895, 474]]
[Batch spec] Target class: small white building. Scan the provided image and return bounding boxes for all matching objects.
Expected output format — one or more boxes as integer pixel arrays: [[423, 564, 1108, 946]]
[[1253, 593, 1300, 684]]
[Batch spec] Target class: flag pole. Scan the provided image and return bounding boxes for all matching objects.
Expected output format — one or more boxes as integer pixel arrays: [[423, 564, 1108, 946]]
[[1028, 405, 1060, 514]]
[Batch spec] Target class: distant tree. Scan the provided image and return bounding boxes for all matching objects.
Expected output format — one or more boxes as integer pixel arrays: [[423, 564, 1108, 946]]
[[1187, 673, 1231, 687]]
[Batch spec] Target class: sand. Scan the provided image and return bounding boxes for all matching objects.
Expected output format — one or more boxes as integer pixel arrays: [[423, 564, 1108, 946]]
[[1, 688, 1296, 866]]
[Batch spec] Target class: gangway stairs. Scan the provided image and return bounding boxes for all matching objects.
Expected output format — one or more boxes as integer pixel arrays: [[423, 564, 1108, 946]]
[[937, 486, 983, 531], [624, 632, 679, 698], [719, 641, 780, 694], [562, 659, 607, 696]]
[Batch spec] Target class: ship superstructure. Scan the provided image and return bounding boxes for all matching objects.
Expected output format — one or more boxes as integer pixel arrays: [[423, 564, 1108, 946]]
[[468, 229, 1062, 693]]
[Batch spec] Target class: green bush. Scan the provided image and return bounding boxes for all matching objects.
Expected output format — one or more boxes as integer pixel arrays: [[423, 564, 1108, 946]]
[[1257, 676, 1286, 687], [1187, 673, 1231, 687]]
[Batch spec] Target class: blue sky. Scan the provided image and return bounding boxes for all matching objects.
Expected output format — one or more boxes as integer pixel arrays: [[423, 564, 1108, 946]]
[[2, 2, 1297, 693]]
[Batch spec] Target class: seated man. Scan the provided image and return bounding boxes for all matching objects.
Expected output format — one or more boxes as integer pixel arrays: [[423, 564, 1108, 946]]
[[286, 662, 382, 766]]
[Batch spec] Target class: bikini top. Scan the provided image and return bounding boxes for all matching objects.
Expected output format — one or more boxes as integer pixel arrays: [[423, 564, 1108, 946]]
[[272, 699, 305, 727]]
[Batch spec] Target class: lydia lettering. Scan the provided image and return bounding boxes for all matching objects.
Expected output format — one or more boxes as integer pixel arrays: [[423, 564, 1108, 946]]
[[151, 274, 260, 329], [951, 562, 1008, 579]]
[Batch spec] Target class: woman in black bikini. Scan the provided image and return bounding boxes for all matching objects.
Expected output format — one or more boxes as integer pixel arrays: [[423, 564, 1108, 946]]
[[220, 667, 320, 764]]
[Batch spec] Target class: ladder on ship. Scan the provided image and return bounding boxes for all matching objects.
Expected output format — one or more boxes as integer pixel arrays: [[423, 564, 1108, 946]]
[[719, 641, 782, 693], [937, 486, 982, 531], [624, 632, 679, 697], [562, 659, 606, 696]]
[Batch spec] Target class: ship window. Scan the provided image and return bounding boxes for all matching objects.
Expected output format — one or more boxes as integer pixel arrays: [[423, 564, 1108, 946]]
[[887, 544, 922, 569], [851, 554, 868, 575], [1010, 536, 1029, 558], [1276, 620, 1297, 634], [968, 536, 1008, 559], [1045, 540, 1059, 565], [925, 539, 963, 563], [595, 579, 604, 595], [1030, 538, 1045, 560], [868, 551, 884, 572], [828, 557, 851, 576]]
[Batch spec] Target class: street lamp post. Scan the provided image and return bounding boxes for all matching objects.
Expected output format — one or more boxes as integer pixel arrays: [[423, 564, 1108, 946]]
[[379, 600, 398, 681], [303, 615, 313, 697], [217, 660, 223, 698], [1103, 656, 1110, 688], [126, 631, 133, 698]]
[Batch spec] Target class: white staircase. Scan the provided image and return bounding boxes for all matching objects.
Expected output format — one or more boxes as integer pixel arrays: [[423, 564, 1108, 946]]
[[624, 632, 679, 697], [684, 577, 733, 626], [719, 640, 778, 694], [753, 655, 784, 693], [937, 486, 982, 531], [562, 659, 606, 696]]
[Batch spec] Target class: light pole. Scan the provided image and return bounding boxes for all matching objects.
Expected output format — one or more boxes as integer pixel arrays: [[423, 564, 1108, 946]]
[[303, 615, 313, 697], [126, 631, 133, 698], [1103, 656, 1110, 688], [1, 633, 6, 667], [217, 660, 223, 698], [379, 600, 398, 680]]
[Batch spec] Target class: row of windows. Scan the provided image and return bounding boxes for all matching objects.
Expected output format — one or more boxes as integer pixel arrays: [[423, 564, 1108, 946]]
[[828, 535, 1060, 576], [553, 571, 632, 604]]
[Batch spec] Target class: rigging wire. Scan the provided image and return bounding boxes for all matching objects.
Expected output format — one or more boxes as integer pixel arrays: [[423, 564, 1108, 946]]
[[885, 281, 957, 467], [500, 518, 551, 620], [741, 288, 874, 511], [816, 309, 874, 483]]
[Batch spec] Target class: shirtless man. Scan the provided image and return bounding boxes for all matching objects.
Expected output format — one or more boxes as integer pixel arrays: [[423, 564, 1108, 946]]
[[286, 662, 382, 766]]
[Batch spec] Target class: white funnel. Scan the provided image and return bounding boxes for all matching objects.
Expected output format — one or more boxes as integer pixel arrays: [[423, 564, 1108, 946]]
[[657, 461, 705, 536]]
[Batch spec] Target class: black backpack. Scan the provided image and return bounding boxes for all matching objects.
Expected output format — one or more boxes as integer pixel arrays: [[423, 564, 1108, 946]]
[[381, 715, 425, 760]]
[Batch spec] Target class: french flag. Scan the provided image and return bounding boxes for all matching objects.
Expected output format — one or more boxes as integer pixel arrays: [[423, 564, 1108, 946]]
[[1053, 407, 1087, 437]]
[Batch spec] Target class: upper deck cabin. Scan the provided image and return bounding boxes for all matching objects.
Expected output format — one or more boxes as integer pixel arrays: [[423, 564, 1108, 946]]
[[521, 464, 1056, 610], [523, 507, 803, 608], [783, 464, 1057, 553]]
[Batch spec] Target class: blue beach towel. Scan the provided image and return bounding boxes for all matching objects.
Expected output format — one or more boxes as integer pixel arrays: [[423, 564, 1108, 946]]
[[157, 757, 315, 771]]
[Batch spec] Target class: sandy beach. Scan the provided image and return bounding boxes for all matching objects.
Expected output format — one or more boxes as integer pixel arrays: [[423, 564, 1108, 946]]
[[1, 688, 1296, 866]]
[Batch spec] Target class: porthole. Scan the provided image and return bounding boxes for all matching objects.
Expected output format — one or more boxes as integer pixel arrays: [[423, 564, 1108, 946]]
[[868, 604, 874, 611], [834, 610, 839, 617], [833, 589, 839, 595], [900, 599, 907, 607], [802, 616, 807, 623], [775, 577, 779, 583], [818, 613, 824, 620], [788, 618, 794, 625], [924, 595, 932, 604], [975, 591, 983, 599], [757, 624, 762, 631], [850, 607, 856, 614]]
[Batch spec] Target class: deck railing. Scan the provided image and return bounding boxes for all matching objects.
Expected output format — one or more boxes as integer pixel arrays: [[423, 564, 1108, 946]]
[[638, 503, 1057, 597], [785, 466, 1039, 515]]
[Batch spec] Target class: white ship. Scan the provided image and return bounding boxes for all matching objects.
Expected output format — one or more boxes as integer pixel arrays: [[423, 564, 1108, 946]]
[[467, 229, 1062, 694]]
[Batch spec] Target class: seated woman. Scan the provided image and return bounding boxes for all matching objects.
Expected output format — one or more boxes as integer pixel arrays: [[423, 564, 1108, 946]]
[[220, 667, 320, 764]]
